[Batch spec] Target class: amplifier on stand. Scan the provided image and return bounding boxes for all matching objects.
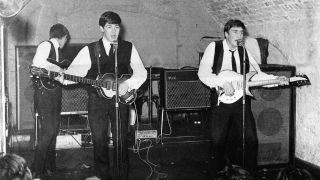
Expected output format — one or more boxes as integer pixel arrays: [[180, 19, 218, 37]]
[[158, 68, 211, 143], [159, 69, 211, 110]]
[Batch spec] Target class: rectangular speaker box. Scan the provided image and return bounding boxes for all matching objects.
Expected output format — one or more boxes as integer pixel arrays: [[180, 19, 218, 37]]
[[61, 84, 88, 114], [159, 69, 211, 110], [251, 64, 295, 166], [15, 44, 86, 130], [16, 46, 37, 130]]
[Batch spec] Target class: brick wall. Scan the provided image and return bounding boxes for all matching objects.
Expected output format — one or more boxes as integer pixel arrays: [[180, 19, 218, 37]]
[[204, 0, 320, 25]]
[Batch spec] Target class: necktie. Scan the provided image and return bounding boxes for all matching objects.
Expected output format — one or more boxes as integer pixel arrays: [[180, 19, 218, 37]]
[[229, 50, 237, 72], [109, 44, 114, 57]]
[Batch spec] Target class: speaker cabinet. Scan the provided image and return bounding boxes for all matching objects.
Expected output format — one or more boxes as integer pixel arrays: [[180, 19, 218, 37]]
[[15, 44, 85, 129], [251, 64, 295, 166], [61, 85, 88, 114], [16, 46, 37, 130], [159, 69, 211, 110]]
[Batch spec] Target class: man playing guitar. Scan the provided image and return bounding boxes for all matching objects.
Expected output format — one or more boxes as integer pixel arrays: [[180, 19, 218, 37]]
[[55, 11, 147, 180], [31, 23, 70, 179], [198, 19, 288, 179]]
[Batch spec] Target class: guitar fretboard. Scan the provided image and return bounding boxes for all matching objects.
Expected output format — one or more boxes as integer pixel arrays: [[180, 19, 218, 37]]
[[49, 71, 113, 89], [248, 79, 282, 87]]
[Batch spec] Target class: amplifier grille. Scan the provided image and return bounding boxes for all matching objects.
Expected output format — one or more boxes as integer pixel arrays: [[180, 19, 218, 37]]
[[160, 69, 211, 110], [61, 85, 88, 114]]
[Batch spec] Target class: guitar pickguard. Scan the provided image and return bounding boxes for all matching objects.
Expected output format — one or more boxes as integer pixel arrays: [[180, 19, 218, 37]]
[[33, 76, 60, 90]]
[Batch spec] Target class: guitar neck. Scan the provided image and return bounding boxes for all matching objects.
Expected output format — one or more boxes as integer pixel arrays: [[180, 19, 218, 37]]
[[50, 71, 102, 86], [248, 78, 282, 87]]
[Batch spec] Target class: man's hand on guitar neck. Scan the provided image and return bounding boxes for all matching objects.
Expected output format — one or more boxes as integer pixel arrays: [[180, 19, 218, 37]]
[[54, 71, 65, 85], [277, 76, 289, 86]]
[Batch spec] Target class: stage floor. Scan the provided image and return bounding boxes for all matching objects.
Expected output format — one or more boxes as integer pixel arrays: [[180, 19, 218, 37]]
[[7, 112, 284, 179]]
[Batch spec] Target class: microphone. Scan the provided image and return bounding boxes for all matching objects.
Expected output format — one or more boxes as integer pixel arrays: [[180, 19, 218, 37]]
[[111, 41, 118, 52], [236, 39, 244, 47]]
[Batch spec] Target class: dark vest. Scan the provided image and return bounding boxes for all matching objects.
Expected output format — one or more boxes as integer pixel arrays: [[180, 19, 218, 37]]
[[86, 39, 133, 79], [47, 41, 57, 60], [211, 40, 250, 74], [44, 41, 69, 69], [210, 40, 250, 106]]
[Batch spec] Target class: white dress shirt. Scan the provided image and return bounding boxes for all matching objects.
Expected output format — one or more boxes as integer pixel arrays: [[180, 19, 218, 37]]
[[64, 37, 147, 91], [198, 39, 276, 89], [32, 38, 62, 72]]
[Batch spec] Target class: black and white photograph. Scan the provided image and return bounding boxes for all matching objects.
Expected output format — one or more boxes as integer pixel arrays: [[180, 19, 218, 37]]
[[0, 0, 318, 180]]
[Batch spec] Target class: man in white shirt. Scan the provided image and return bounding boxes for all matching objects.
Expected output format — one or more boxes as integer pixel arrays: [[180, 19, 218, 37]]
[[31, 23, 70, 179], [198, 19, 288, 179], [61, 11, 147, 180]]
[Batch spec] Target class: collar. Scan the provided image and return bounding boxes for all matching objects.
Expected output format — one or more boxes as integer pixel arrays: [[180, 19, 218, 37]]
[[50, 38, 60, 49], [102, 37, 113, 48]]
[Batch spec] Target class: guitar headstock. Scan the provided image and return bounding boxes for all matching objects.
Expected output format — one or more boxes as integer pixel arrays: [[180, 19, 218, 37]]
[[289, 74, 311, 87], [29, 66, 50, 78]]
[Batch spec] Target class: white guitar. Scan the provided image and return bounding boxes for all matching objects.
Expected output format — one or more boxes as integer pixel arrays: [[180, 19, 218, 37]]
[[217, 70, 310, 104]]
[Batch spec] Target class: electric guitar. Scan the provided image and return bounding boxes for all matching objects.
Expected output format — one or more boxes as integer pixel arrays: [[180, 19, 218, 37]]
[[30, 66, 137, 105], [216, 70, 310, 104], [32, 59, 72, 90]]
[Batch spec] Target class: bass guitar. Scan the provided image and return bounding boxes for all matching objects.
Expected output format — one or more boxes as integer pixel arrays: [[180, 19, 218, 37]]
[[216, 70, 310, 104], [30, 66, 137, 105]]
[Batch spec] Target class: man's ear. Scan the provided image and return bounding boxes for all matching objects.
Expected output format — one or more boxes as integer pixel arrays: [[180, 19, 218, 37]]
[[99, 26, 104, 32], [224, 31, 229, 39]]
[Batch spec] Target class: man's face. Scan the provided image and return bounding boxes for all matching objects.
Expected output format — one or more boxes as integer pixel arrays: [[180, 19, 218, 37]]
[[100, 23, 120, 42], [225, 26, 244, 49]]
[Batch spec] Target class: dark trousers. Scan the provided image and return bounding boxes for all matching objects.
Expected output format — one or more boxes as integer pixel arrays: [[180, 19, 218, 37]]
[[33, 86, 62, 175], [208, 97, 258, 178], [88, 92, 129, 180]]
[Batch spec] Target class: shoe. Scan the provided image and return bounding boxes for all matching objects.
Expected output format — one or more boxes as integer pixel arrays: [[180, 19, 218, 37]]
[[85, 176, 102, 180]]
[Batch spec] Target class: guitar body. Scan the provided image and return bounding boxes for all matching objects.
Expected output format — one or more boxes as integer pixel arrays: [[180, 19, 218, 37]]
[[32, 60, 70, 90], [95, 73, 137, 105], [39, 77, 60, 90], [217, 70, 256, 104], [32, 75, 60, 90]]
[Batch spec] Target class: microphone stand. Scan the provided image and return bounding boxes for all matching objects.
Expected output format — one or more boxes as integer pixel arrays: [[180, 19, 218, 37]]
[[240, 41, 247, 169], [113, 43, 122, 180]]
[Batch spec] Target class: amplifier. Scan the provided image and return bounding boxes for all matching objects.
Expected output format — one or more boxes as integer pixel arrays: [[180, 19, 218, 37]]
[[159, 69, 211, 110], [61, 84, 88, 114]]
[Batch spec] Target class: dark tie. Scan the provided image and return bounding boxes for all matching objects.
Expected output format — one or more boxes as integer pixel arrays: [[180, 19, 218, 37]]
[[229, 50, 237, 72], [109, 44, 114, 57]]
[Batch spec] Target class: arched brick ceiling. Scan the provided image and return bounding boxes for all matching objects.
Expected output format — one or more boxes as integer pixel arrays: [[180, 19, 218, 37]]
[[203, 0, 319, 25]]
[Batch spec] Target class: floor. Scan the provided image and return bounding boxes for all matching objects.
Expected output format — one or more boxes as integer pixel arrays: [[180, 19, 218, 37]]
[[8, 112, 213, 180], [8, 112, 284, 180]]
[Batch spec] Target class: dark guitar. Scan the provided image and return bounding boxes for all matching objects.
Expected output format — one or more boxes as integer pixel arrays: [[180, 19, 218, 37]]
[[30, 66, 137, 105], [32, 58, 72, 90]]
